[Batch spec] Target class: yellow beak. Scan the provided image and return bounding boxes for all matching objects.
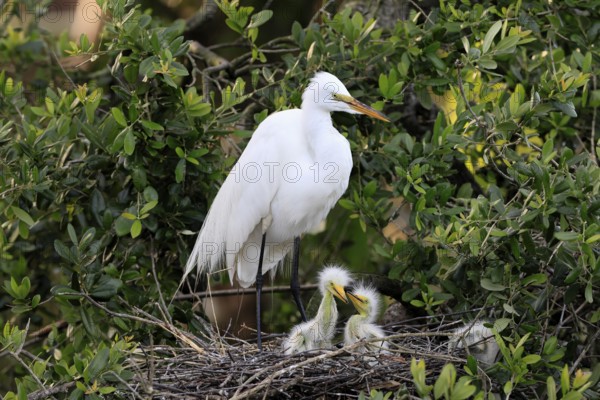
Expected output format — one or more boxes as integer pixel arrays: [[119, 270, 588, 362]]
[[336, 94, 390, 122], [331, 284, 348, 303], [347, 291, 368, 315]]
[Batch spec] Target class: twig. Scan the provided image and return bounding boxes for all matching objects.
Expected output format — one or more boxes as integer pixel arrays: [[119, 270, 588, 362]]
[[27, 382, 75, 400], [185, 0, 218, 32], [8, 321, 55, 399], [150, 238, 173, 325], [189, 40, 230, 69], [107, 371, 145, 400], [231, 333, 463, 400], [569, 328, 600, 375], [590, 73, 598, 165], [81, 293, 207, 353], [408, 0, 433, 24], [310, 0, 337, 25], [174, 284, 319, 300], [455, 59, 481, 126]]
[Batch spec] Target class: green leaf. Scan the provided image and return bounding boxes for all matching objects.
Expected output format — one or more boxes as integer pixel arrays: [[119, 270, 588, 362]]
[[338, 199, 355, 210], [111, 107, 127, 127], [54, 240, 72, 262], [131, 220, 142, 238], [67, 223, 78, 246], [547, 377, 557, 400], [379, 73, 388, 97], [85, 348, 109, 381], [30, 106, 50, 117], [225, 19, 243, 34], [503, 303, 519, 315], [483, 20, 503, 54], [554, 231, 579, 241], [123, 129, 136, 155], [175, 158, 186, 183], [585, 283, 593, 303], [494, 35, 520, 54], [140, 200, 158, 215], [143, 186, 159, 202], [248, 10, 273, 28], [561, 364, 570, 395], [363, 181, 377, 198], [121, 212, 136, 220], [553, 101, 577, 117], [434, 364, 456, 398], [504, 380, 513, 395], [562, 393, 583, 400], [522, 354, 541, 364], [585, 234, 600, 243], [481, 278, 505, 291], [99, 387, 117, 394], [478, 58, 497, 70], [461, 36, 470, 53], [452, 376, 476, 400], [114, 216, 133, 237], [89, 275, 123, 299], [11, 206, 35, 227], [141, 119, 164, 131]]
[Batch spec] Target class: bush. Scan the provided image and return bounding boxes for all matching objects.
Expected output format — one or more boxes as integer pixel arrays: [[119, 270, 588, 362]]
[[1, 0, 599, 398]]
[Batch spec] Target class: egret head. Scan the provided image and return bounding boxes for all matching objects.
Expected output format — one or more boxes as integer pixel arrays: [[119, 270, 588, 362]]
[[302, 72, 390, 121], [318, 265, 352, 303], [346, 284, 380, 321]]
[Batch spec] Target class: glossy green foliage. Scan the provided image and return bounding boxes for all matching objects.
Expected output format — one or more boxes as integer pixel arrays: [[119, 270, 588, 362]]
[[1, 0, 599, 398]]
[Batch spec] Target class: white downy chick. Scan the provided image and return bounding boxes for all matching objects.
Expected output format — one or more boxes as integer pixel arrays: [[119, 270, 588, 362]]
[[282, 265, 352, 355], [344, 284, 389, 353]]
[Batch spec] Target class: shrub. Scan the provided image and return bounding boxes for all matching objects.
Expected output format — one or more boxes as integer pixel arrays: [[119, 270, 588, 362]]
[[1, 0, 598, 397]]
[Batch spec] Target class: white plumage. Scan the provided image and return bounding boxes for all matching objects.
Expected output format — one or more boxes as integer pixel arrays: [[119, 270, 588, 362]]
[[448, 321, 499, 365], [183, 72, 388, 287], [282, 265, 352, 355], [344, 284, 389, 353]]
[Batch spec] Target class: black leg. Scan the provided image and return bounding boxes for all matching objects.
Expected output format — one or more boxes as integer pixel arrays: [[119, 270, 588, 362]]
[[291, 236, 308, 322], [255, 233, 267, 352]]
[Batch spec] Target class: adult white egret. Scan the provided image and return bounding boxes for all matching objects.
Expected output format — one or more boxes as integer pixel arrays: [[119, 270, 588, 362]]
[[448, 321, 499, 365], [282, 265, 352, 355], [344, 284, 389, 353], [183, 72, 389, 349]]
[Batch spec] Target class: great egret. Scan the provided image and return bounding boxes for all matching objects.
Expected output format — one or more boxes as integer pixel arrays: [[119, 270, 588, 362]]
[[344, 284, 389, 353], [448, 321, 499, 365], [183, 72, 389, 349], [282, 265, 352, 355]]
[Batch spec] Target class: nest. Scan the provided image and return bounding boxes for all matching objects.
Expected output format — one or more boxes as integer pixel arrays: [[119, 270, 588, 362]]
[[128, 319, 476, 399]]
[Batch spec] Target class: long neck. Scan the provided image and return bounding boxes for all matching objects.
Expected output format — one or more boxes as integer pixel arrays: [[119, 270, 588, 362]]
[[315, 291, 338, 335], [301, 100, 334, 154]]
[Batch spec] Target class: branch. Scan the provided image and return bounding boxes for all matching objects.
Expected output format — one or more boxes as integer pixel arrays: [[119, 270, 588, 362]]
[[189, 40, 230, 69], [454, 59, 482, 126], [175, 284, 319, 300], [81, 293, 208, 354], [27, 382, 75, 400], [591, 73, 598, 165], [185, 0, 218, 32]]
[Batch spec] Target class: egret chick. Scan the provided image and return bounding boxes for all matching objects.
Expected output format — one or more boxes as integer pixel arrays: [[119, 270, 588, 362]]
[[448, 321, 499, 365], [344, 284, 389, 353], [282, 265, 352, 355]]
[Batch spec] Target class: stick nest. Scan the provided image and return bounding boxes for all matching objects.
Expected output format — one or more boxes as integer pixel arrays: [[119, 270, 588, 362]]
[[129, 319, 475, 399]]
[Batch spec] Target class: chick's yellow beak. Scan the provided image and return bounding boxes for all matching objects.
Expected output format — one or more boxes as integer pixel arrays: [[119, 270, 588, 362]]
[[347, 291, 368, 314], [331, 284, 348, 303], [336, 94, 390, 122]]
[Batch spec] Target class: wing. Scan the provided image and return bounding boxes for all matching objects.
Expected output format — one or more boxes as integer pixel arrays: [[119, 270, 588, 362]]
[[183, 109, 304, 284]]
